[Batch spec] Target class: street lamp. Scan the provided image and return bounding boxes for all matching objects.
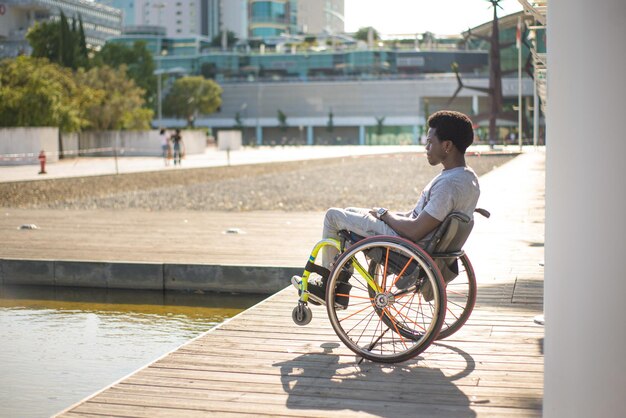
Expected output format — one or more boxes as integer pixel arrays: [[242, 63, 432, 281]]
[[153, 65, 186, 126], [239, 102, 247, 143], [155, 48, 168, 125]]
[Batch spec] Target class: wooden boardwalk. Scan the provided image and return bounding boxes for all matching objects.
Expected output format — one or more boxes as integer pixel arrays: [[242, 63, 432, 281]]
[[56, 151, 545, 417]]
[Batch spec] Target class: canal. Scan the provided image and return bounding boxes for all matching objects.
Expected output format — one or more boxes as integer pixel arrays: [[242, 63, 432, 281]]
[[0, 285, 266, 418]]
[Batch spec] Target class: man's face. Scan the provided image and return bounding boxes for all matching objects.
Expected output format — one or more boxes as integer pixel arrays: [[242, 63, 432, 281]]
[[425, 128, 447, 166]]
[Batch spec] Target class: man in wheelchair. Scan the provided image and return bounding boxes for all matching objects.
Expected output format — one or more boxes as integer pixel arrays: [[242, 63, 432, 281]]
[[292, 110, 480, 306]]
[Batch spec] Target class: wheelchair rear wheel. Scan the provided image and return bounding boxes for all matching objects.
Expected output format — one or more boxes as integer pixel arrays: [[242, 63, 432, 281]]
[[436, 254, 477, 340], [326, 236, 447, 363]]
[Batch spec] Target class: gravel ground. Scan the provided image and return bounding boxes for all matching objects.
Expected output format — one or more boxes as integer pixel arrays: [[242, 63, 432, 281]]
[[0, 153, 516, 212]]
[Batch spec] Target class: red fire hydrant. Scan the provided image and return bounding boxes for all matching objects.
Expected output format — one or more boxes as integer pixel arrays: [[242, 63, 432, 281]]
[[38, 150, 47, 174]]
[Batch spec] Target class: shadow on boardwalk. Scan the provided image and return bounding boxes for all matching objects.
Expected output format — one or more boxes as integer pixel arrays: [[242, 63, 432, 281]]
[[274, 343, 477, 417]]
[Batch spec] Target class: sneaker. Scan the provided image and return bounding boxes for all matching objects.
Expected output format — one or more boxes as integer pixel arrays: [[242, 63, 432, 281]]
[[306, 275, 327, 306], [291, 274, 352, 309], [291, 275, 321, 305], [291, 275, 302, 293]]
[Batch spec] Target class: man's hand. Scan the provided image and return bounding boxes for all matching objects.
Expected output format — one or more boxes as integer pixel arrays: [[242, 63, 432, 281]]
[[380, 211, 442, 243]]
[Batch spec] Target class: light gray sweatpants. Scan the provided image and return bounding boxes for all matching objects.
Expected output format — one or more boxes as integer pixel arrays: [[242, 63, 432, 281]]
[[322, 207, 399, 268]]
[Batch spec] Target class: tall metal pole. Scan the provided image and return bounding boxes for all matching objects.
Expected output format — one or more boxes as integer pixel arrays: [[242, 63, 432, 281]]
[[157, 72, 162, 124], [517, 16, 523, 152], [533, 70, 539, 147]]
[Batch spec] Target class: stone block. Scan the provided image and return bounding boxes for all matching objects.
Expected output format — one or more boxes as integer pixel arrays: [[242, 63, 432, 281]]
[[164, 264, 299, 294], [0, 259, 55, 285]]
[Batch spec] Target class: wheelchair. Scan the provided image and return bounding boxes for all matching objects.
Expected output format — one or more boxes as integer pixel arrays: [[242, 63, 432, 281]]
[[291, 208, 490, 363]]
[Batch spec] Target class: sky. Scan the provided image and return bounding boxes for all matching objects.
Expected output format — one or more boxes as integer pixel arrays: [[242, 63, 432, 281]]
[[344, 0, 523, 36]]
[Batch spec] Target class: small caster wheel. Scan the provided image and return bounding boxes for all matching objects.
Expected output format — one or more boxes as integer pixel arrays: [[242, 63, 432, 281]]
[[292, 304, 312, 326]]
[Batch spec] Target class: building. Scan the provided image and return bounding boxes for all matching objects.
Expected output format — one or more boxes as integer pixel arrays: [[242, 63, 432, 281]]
[[106, 10, 540, 145], [0, 0, 122, 57], [200, 0, 222, 40], [91, 0, 340, 46], [100, 0, 248, 42], [297, 0, 344, 35], [221, 0, 248, 43], [135, 0, 200, 36], [248, 0, 297, 39], [97, 0, 136, 26]]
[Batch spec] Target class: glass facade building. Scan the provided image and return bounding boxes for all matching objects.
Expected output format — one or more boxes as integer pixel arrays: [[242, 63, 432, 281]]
[[0, 0, 122, 57], [97, 0, 136, 26], [105, 10, 540, 147], [249, 0, 297, 39], [107, 33, 489, 82]]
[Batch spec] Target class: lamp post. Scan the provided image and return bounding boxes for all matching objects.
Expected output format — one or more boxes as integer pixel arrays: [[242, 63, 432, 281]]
[[155, 49, 169, 126], [153, 65, 186, 127], [157, 71, 162, 124], [239, 102, 247, 144]]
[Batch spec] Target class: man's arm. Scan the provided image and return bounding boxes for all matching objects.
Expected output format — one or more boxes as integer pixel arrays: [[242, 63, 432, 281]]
[[370, 208, 441, 243]]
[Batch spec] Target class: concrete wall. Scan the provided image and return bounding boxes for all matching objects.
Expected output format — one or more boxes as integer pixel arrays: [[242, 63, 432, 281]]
[[60, 132, 79, 159], [0, 259, 298, 295], [79, 131, 161, 157], [179, 130, 208, 154], [0, 127, 59, 165], [79, 130, 207, 157], [194, 77, 534, 128], [1, 129, 208, 165]]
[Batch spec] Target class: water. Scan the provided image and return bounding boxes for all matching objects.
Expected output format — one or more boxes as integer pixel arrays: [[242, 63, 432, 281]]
[[0, 285, 265, 418]]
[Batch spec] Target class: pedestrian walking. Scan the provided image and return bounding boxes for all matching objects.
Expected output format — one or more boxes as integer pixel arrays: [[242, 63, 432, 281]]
[[171, 129, 185, 166], [160, 128, 171, 166]]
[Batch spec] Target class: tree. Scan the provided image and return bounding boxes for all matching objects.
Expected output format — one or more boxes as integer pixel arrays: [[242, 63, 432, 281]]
[[26, 20, 61, 63], [375, 116, 385, 135], [162, 76, 222, 126], [75, 65, 152, 130], [27, 12, 88, 70], [326, 109, 334, 132], [211, 31, 238, 49], [94, 41, 156, 105], [76, 16, 88, 67], [60, 12, 73, 68], [234, 112, 244, 130], [201, 62, 218, 79], [0, 56, 92, 131], [354, 27, 380, 43], [277, 110, 288, 132]]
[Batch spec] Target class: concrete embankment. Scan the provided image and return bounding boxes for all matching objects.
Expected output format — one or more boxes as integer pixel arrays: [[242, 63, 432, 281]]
[[1, 210, 321, 294], [1, 259, 298, 294]]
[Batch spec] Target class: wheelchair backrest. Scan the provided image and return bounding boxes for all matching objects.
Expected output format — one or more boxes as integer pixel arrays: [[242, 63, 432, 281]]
[[424, 212, 474, 255]]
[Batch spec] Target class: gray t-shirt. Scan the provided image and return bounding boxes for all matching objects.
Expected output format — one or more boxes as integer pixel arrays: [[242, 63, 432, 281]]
[[411, 166, 480, 222]]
